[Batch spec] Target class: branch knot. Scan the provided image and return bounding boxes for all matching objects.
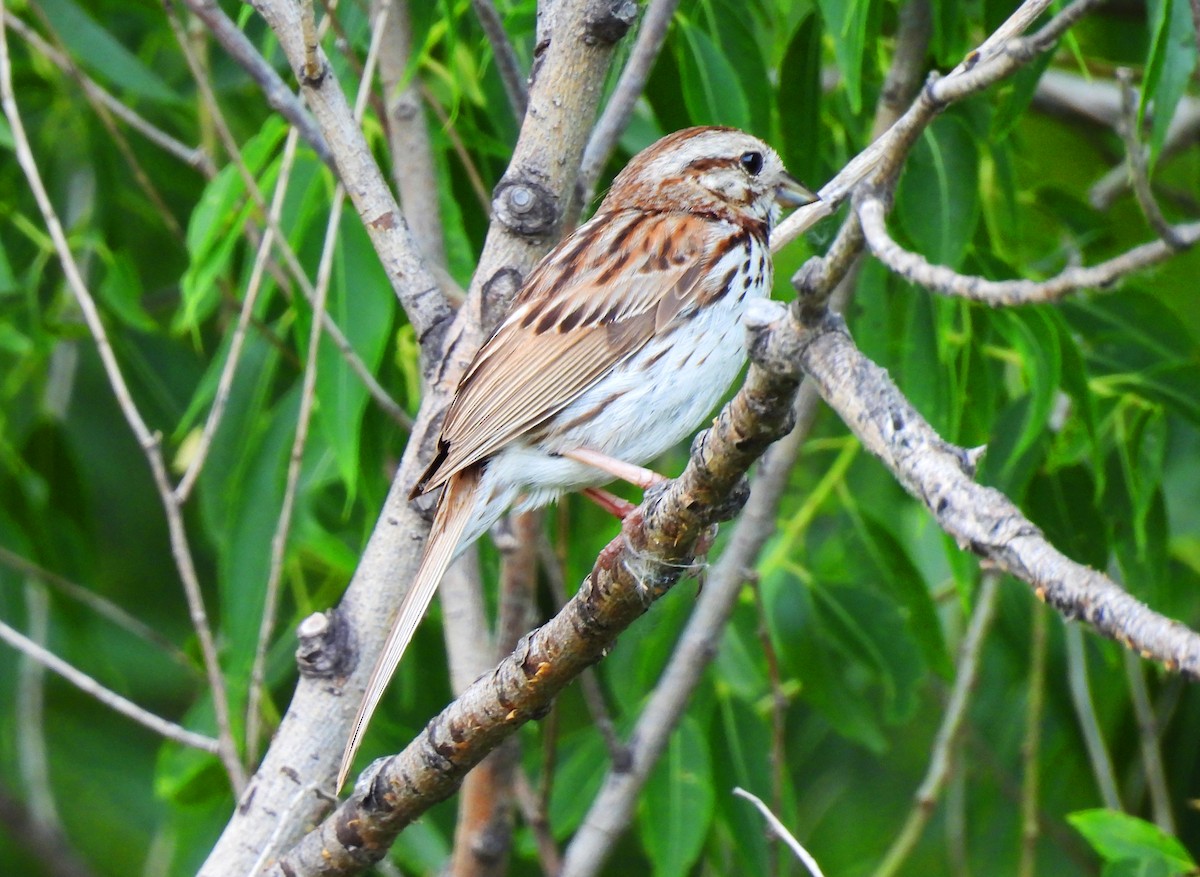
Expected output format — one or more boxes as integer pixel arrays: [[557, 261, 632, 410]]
[[492, 177, 560, 237], [584, 0, 638, 44]]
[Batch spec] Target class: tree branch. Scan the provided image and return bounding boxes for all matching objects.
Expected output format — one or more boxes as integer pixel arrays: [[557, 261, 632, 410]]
[[0, 618, 220, 753], [249, 0, 453, 358], [472, 0, 528, 120], [577, 0, 681, 208], [179, 0, 334, 169], [200, 3, 634, 871], [263, 303, 808, 875], [857, 193, 1200, 305], [753, 308, 1200, 677]]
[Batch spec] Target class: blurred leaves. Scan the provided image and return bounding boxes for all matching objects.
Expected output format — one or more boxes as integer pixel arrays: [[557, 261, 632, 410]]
[[1, 0, 1199, 876]]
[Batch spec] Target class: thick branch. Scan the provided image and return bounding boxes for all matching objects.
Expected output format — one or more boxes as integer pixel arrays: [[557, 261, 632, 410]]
[[578, 0, 681, 207], [200, 3, 632, 872], [264, 310, 808, 875]]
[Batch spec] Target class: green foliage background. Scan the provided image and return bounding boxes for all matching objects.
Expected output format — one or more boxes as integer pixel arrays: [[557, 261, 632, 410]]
[[1, 0, 1199, 874]]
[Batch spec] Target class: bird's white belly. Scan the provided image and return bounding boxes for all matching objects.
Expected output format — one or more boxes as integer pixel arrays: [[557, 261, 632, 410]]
[[484, 279, 767, 513]]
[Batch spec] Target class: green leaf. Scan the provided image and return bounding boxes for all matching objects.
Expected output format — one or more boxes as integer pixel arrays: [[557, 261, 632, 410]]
[[676, 22, 751, 130], [549, 729, 612, 838], [391, 820, 451, 876], [987, 306, 1063, 476], [816, 0, 872, 113], [98, 251, 156, 332], [1026, 466, 1109, 569], [1104, 858, 1178, 877], [712, 697, 773, 875], [778, 13, 823, 186], [1068, 809, 1194, 872], [763, 567, 888, 751], [980, 395, 1048, 498], [705, 0, 773, 136], [991, 51, 1054, 140], [219, 388, 298, 677], [179, 119, 288, 331], [315, 211, 396, 497], [854, 514, 951, 677], [896, 113, 981, 269], [1065, 292, 1200, 425], [639, 715, 715, 877], [37, 0, 181, 104], [0, 235, 17, 295], [1142, 0, 1198, 164]]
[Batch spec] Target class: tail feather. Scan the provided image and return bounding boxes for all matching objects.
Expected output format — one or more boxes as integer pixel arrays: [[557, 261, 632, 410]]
[[337, 468, 479, 792]]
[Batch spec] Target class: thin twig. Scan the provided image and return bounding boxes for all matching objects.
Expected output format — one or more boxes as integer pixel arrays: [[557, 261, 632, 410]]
[[578, 0, 681, 207], [421, 82, 493, 214], [0, 545, 194, 670], [1115, 68, 1188, 249], [1064, 625, 1122, 809], [248, 0, 453, 355], [0, 6, 245, 788], [733, 788, 827, 877], [170, 0, 412, 436], [472, 0, 527, 120], [176, 132, 301, 502], [28, 4, 185, 240], [871, 573, 1001, 877], [177, 0, 333, 168], [0, 618, 221, 753], [16, 583, 58, 830], [1018, 602, 1048, 877], [748, 571, 789, 873], [0, 788, 97, 877], [513, 770, 562, 877], [1123, 649, 1176, 833], [771, 0, 1105, 254], [4, 12, 214, 174], [246, 4, 391, 762]]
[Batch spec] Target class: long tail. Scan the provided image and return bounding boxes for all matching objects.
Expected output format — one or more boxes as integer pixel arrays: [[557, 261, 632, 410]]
[[337, 467, 480, 791]]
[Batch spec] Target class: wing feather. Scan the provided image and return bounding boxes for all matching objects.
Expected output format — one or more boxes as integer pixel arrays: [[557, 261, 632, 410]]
[[416, 210, 736, 494]]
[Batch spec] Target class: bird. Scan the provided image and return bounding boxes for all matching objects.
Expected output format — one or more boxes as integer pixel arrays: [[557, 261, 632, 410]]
[[338, 126, 817, 790]]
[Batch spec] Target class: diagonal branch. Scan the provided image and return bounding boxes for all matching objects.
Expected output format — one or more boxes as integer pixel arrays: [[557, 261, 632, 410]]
[[249, 0, 453, 359], [179, 0, 334, 169], [0, 618, 221, 753], [771, 0, 1105, 254], [264, 303, 808, 877], [472, 0, 528, 120], [752, 307, 1200, 677]]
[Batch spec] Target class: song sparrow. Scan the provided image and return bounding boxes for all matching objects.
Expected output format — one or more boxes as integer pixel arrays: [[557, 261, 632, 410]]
[[339, 126, 816, 789]]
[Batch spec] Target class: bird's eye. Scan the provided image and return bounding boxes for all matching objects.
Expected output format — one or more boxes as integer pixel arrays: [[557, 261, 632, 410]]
[[739, 151, 764, 175]]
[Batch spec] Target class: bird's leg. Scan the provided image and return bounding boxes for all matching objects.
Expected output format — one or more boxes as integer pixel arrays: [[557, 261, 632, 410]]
[[561, 447, 667, 490], [582, 487, 638, 519]]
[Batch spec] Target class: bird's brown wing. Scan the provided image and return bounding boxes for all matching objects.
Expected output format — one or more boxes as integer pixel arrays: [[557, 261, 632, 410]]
[[416, 210, 740, 495]]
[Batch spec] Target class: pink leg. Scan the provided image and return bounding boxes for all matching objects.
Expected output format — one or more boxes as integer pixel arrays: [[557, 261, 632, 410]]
[[562, 447, 667, 490], [582, 487, 637, 519]]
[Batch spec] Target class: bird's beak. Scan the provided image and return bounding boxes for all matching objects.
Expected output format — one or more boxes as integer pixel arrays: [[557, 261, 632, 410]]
[[775, 173, 819, 208]]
